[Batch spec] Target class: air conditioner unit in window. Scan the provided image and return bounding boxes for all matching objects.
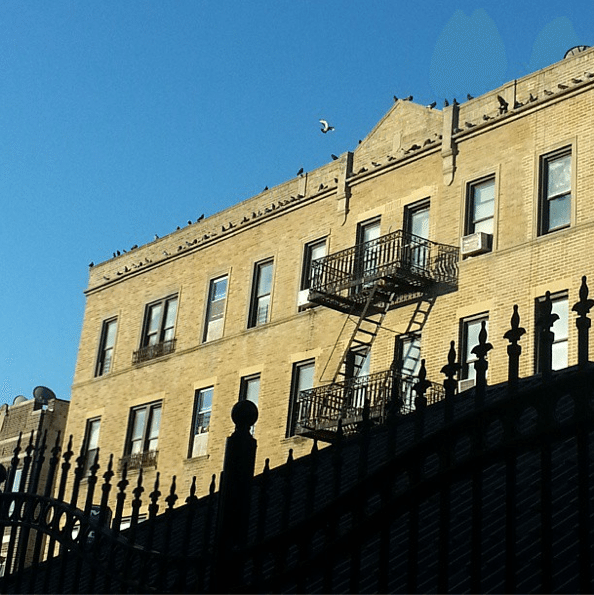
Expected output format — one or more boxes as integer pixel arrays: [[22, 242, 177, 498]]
[[297, 289, 316, 309], [461, 232, 492, 256], [458, 378, 476, 393]]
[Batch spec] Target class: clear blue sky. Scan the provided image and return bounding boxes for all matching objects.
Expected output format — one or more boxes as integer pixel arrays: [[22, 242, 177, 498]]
[[0, 2, 590, 405]]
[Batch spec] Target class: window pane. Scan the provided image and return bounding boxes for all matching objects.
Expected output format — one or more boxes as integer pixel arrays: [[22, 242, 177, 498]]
[[258, 262, 273, 295], [87, 419, 100, 450], [400, 335, 421, 376], [297, 363, 315, 393], [409, 207, 429, 239], [256, 295, 270, 325], [552, 341, 568, 371], [212, 277, 227, 301], [547, 154, 571, 197], [195, 388, 213, 434], [162, 298, 178, 340], [548, 194, 571, 230], [244, 378, 260, 406], [105, 320, 117, 348], [552, 298, 569, 340], [147, 305, 162, 337], [473, 218, 494, 234], [131, 409, 146, 441]]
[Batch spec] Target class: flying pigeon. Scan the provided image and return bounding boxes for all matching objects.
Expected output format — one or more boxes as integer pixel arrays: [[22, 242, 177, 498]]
[[319, 119, 334, 133]]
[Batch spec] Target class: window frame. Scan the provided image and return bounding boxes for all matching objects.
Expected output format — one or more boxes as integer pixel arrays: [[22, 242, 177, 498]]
[[248, 259, 274, 328], [95, 318, 117, 377], [203, 276, 228, 342], [538, 147, 572, 236], [465, 176, 496, 238], [535, 291, 569, 373], [460, 313, 489, 381], [140, 294, 178, 348], [189, 387, 213, 458], [286, 359, 315, 438], [82, 417, 101, 476], [404, 199, 430, 240], [124, 401, 162, 457], [300, 238, 327, 291]]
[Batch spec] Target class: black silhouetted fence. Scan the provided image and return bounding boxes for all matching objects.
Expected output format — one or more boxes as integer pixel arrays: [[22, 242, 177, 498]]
[[1, 277, 594, 593]]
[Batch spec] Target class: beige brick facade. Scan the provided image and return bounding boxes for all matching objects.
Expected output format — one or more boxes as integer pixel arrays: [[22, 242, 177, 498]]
[[67, 47, 594, 511]]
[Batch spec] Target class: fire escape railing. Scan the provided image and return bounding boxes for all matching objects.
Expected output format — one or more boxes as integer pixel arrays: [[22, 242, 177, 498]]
[[132, 338, 177, 364], [309, 230, 458, 301], [295, 369, 445, 439]]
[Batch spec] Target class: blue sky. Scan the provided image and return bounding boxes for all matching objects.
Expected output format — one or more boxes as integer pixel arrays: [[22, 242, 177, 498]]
[[0, 2, 590, 405]]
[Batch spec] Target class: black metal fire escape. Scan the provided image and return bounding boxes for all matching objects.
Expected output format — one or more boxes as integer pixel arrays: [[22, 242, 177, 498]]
[[295, 229, 458, 441]]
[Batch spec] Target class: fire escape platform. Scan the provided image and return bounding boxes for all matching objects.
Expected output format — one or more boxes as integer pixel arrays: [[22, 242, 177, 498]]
[[308, 229, 459, 315], [295, 370, 445, 442]]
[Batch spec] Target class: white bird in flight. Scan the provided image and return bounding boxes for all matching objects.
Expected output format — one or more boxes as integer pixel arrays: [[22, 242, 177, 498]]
[[319, 119, 334, 133]]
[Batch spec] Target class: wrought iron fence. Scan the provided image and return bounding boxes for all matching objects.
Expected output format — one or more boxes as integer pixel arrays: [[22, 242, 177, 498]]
[[309, 230, 458, 298], [132, 339, 176, 364], [295, 370, 445, 438]]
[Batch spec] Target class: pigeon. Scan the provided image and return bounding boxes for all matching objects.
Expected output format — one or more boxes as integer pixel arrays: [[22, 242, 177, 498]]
[[427, 101, 437, 109], [558, 83, 568, 90], [483, 114, 491, 121], [465, 122, 475, 129], [297, 167, 304, 176], [403, 95, 413, 101], [529, 93, 537, 102], [188, 220, 192, 225], [544, 89, 554, 96], [513, 100, 523, 109], [497, 95, 509, 112], [371, 161, 381, 167], [88, 262, 94, 268], [331, 154, 338, 160], [197, 214, 205, 221], [319, 119, 334, 133], [154, 234, 159, 240], [444, 99, 449, 107], [116, 250, 121, 256], [572, 78, 582, 84], [585, 72, 594, 78], [393, 95, 398, 102], [467, 93, 474, 100], [263, 186, 268, 191], [452, 98, 459, 106]]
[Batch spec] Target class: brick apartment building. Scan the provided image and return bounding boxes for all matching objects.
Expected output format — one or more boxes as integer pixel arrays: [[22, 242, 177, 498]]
[[66, 45, 594, 510]]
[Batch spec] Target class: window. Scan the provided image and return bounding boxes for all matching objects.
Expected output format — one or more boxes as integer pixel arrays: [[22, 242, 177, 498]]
[[248, 260, 273, 328], [356, 218, 381, 282], [460, 314, 489, 381], [240, 374, 260, 432], [539, 148, 571, 235], [82, 418, 101, 475], [395, 334, 422, 411], [240, 374, 261, 406], [134, 296, 178, 363], [203, 276, 228, 342], [189, 387, 213, 457], [123, 401, 162, 469], [286, 360, 315, 437], [300, 238, 327, 291], [535, 292, 568, 372], [466, 177, 495, 236], [404, 200, 430, 268], [96, 318, 117, 376]]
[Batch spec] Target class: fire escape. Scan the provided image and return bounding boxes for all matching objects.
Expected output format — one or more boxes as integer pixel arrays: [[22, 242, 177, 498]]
[[295, 229, 459, 441]]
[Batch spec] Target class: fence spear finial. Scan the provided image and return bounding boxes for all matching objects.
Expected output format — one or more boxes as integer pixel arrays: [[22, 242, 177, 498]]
[[573, 276, 594, 368]]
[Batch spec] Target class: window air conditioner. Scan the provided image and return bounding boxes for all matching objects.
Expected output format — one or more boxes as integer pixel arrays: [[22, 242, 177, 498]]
[[461, 232, 492, 256], [458, 378, 476, 393], [297, 289, 316, 309]]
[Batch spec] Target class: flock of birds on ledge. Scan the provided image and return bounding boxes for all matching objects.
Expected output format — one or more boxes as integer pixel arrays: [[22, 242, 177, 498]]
[[91, 71, 594, 280]]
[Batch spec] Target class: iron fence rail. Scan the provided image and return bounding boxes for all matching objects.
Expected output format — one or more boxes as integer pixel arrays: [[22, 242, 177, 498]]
[[132, 339, 176, 364]]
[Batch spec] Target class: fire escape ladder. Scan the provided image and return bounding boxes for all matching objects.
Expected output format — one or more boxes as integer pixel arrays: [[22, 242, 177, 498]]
[[331, 283, 396, 385]]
